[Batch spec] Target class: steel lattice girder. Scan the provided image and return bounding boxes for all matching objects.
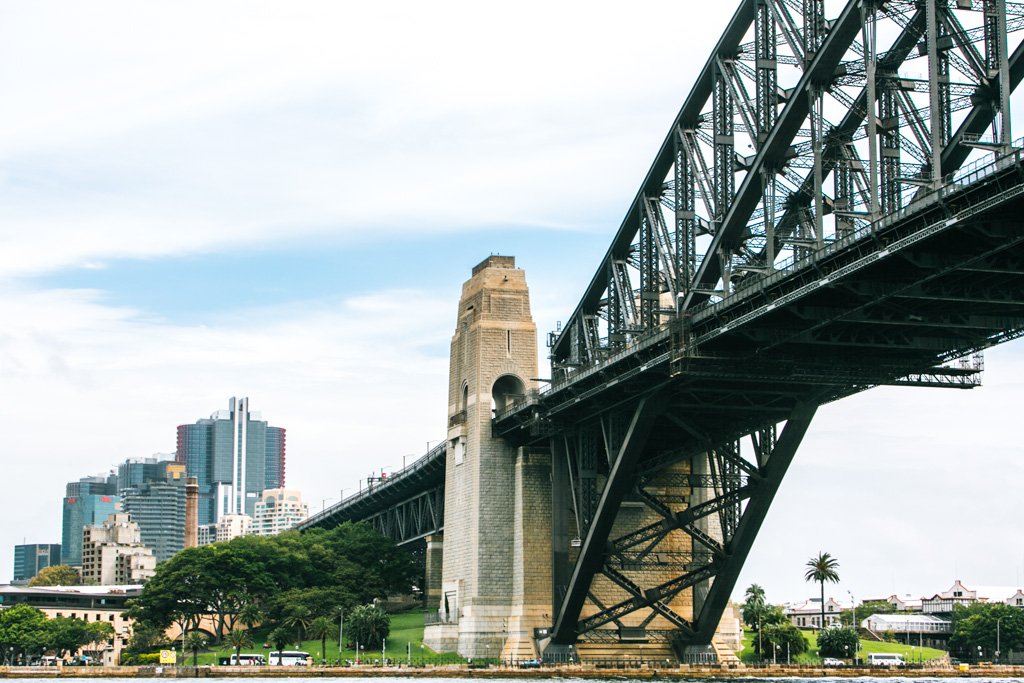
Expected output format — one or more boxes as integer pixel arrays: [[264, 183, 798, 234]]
[[549, 0, 1023, 371]]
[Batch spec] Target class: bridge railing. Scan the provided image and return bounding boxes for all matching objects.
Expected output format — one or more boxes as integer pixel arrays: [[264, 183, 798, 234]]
[[300, 439, 447, 528], [495, 138, 1024, 423]]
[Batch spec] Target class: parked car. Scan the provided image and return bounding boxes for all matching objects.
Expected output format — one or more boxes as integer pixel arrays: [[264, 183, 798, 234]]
[[822, 657, 844, 667]]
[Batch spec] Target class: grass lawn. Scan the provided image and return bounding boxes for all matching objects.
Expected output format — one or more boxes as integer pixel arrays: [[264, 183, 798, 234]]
[[739, 628, 946, 665], [183, 610, 466, 666]]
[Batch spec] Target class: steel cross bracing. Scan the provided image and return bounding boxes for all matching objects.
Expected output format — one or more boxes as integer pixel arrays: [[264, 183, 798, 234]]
[[493, 0, 1024, 662]]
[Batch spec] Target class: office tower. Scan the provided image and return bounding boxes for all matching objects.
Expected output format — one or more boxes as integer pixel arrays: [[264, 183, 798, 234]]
[[80, 513, 156, 585], [252, 488, 308, 536], [12, 544, 62, 585], [175, 397, 286, 525], [61, 474, 122, 567], [120, 460, 187, 563]]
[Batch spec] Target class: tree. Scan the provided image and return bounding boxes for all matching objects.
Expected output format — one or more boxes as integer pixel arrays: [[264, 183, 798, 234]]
[[282, 605, 312, 643], [949, 603, 1024, 659], [268, 627, 292, 665], [742, 584, 767, 628], [817, 625, 859, 659], [0, 604, 49, 662], [182, 632, 206, 667], [43, 617, 94, 659], [226, 629, 253, 665], [237, 600, 263, 632], [123, 621, 168, 658], [346, 604, 390, 650], [804, 552, 840, 630], [761, 622, 808, 661], [28, 565, 80, 587], [309, 616, 334, 664]]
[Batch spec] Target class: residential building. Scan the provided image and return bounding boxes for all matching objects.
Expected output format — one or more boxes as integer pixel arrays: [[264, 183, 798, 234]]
[[175, 397, 286, 526], [861, 594, 923, 611], [0, 584, 141, 665], [922, 580, 1024, 614], [80, 513, 156, 585], [12, 544, 62, 585], [252, 488, 308, 535], [215, 514, 252, 542], [61, 474, 122, 567], [785, 597, 844, 629], [120, 459, 186, 562]]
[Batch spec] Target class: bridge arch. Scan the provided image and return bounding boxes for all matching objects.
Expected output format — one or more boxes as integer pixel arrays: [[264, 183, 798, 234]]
[[490, 373, 525, 414]]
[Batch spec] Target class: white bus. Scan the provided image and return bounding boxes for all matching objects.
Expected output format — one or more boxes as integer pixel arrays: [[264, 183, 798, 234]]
[[229, 654, 266, 666], [268, 651, 311, 666], [868, 653, 904, 666]]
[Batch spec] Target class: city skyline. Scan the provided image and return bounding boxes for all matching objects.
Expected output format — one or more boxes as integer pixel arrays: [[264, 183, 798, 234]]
[[1, 0, 1023, 604]]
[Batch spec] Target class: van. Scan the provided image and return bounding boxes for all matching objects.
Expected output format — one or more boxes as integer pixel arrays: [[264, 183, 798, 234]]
[[268, 651, 310, 666], [229, 654, 266, 666], [868, 653, 904, 666]]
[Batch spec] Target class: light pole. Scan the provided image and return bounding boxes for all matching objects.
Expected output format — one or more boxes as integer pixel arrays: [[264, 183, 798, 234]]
[[996, 616, 1004, 663], [338, 609, 344, 653], [321, 497, 332, 514]]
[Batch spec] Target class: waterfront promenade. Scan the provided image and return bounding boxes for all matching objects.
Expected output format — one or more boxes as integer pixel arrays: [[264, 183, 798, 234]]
[[2, 663, 1024, 679]]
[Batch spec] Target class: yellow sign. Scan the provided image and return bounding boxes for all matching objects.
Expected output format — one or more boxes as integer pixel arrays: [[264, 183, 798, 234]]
[[159, 650, 177, 665]]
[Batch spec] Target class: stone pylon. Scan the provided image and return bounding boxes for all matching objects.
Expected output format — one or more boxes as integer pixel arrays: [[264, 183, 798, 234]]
[[423, 255, 549, 660]]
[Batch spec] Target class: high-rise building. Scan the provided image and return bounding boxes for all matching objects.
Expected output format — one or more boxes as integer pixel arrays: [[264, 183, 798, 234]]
[[80, 513, 156, 585], [215, 514, 252, 542], [175, 397, 286, 526], [252, 488, 308, 536], [12, 544, 62, 585], [120, 459, 187, 563], [61, 474, 122, 567]]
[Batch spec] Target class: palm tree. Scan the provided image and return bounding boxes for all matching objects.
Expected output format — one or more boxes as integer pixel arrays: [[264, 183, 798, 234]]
[[268, 627, 291, 665], [283, 606, 313, 644], [237, 600, 263, 632], [744, 583, 768, 656], [226, 629, 253, 665], [804, 552, 840, 631], [182, 632, 207, 667], [308, 616, 334, 665]]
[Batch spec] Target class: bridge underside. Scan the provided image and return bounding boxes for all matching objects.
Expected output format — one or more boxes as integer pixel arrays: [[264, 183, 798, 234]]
[[498, 158, 1024, 657]]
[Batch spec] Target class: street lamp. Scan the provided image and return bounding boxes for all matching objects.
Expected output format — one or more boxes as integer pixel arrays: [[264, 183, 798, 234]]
[[996, 616, 1004, 663]]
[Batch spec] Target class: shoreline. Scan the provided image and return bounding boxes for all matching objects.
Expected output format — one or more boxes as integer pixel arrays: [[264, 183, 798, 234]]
[[2, 664, 1023, 679]]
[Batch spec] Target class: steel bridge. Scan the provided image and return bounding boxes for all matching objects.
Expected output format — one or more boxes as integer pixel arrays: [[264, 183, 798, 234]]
[[304, 0, 1024, 661]]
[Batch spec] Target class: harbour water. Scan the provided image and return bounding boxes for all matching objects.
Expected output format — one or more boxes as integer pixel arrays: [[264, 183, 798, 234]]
[[1, 677, 1023, 683]]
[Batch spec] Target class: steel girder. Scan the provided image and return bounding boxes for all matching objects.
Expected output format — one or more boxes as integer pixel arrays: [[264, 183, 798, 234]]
[[547, 395, 819, 656], [364, 486, 444, 547], [549, 0, 1023, 374]]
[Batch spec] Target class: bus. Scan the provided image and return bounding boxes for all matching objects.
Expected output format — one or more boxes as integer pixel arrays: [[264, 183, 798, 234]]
[[268, 651, 311, 666], [229, 654, 266, 666], [868, 653, 904, 667]]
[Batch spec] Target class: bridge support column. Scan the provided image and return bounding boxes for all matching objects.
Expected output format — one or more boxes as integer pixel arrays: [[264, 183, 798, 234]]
[[423, 255, 539, 660], [504, 447, 552, 663], [424, 533, 443, 609]]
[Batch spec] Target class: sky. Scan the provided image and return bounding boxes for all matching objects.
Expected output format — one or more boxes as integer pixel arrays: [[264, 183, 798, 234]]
[[1, 0, 1022, 609]]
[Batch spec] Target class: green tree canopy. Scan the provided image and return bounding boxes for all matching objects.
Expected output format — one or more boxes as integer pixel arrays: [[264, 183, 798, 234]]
[[817, 626, 859, 658], [761, 621, 808, 660], [346, 604, 390, 650], [949, 603, 1024, 659], [28, 565, 81, 587], [130, 521, 415, 639]]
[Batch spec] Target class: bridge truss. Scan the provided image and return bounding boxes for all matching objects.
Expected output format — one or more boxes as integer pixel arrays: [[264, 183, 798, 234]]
[[501, 0, 1024, 662]]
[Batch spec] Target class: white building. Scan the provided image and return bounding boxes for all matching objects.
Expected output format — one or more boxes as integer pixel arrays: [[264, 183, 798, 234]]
[[861, 612, 951, 648], [80, 513, 155, 585], [922, 580, 1024, 614], [862, 594, 924, 611], [215, 513, 252, 542], [786, 597, 844, 629], [252, 488, 308, 535]]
